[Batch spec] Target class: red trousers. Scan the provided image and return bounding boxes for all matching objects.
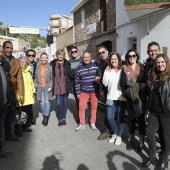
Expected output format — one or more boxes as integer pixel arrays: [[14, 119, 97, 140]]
[[79, 92, 98, 125]]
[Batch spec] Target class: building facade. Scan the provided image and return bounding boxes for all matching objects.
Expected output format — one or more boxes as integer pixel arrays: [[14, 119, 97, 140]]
[[71, 0, 116, 60], [116, 1, 170, 61], [0, 35, 30, 58]]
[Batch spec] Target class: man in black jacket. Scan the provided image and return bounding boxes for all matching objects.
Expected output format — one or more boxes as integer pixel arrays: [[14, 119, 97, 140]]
[[0, 45, 13, 158], [97, 46, 112, 140], [26, 49, 37, 80], [144, 41, 161, 81]]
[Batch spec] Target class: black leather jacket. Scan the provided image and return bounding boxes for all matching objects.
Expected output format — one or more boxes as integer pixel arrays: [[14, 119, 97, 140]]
[[147, 78, 170, 114], [0, 61, 9, 109]]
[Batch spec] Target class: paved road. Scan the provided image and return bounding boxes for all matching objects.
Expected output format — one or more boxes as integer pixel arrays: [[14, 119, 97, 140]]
[[0, 94, 155, 170]]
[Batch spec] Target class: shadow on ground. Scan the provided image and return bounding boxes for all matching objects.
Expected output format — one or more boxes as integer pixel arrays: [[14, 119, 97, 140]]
[[77, 164, 89, 170], [41, 155, 63, 170], [106, 150, 150, 170]]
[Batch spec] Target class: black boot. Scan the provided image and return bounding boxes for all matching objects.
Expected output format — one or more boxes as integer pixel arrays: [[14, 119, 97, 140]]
[[136, 135, 145, 153], [142, 158, 158, 168], [42, 116, 45, 125], [62, 120, 66, 126], [44, 116, 49, 126], [155, 161, 168, 170], [14, 124, 22, 137], [127, 134, 135, 151]]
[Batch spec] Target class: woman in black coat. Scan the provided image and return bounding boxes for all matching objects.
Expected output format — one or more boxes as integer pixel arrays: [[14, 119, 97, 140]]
[[120, 49, 146, 152], [142, 54, 170, 170], [50, 49, 74, 126]]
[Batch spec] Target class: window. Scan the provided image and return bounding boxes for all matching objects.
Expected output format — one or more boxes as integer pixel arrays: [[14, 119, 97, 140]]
[[127, 38, 137, 51], [81, 10, 85, 28], [100, 0, 107, 33], [62, 19, 67, 27], [133, 39, 137, 50]]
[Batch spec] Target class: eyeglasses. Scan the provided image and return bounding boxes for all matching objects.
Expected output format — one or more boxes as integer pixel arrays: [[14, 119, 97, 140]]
[[27, 54, 35, 57], [128, 54, 137, 58], [71, 51, 78, 54], [98, 51, 105, 55]]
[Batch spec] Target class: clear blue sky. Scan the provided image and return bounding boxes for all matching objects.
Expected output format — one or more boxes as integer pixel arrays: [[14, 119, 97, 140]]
[[0, 0, 80, 37]]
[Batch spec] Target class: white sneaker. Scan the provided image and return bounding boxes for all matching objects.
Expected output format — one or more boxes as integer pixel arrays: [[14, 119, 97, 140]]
[[90, 124, 96, 130], [115, 136, 122, 145], [75, 124, 85, 131], [108, 134, 117, 143]]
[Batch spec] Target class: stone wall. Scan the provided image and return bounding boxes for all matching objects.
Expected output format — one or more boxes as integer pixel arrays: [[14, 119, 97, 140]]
[[73, 0, 116, 59]]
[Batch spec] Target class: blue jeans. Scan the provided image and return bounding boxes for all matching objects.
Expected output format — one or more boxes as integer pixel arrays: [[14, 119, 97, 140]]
[[40, 88, 50, 116], [56, 93, 68, 121], [107, 100, 125, 137]]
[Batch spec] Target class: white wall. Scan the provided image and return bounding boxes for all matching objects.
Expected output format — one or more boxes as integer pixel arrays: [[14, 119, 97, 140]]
[[116, 0, 129, 26], [46, 43, 56, 61], [116, 1, 170, 62]]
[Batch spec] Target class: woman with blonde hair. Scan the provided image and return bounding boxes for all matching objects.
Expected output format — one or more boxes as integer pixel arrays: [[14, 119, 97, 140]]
[[34, 53, 53, 126], [142, 54, 170, 170], [50, 49, 74, 126], [15, 57, 35, 136]]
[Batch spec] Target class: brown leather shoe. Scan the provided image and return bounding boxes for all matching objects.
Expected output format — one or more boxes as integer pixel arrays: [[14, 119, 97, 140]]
[[0, 151, 13, 158], [97, 132, 110, 140], [6, 137, 20, 143]]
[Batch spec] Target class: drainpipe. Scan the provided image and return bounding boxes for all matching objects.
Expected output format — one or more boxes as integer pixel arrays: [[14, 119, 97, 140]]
[[72, 14, 75, 45], [146, 16, 150, 35]]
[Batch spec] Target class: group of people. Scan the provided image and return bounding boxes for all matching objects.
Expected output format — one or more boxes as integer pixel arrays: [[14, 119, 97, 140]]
[[95, 42, 170, 170], [0, 40, 170, 170]]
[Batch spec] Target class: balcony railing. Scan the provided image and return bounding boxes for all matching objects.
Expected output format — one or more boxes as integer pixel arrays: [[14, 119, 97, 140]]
[[124, 0, 170, 6]]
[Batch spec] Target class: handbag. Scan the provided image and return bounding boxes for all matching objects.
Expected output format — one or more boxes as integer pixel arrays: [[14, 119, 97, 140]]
[[106, 99, 113, 106], [13, 108, 28, 125]]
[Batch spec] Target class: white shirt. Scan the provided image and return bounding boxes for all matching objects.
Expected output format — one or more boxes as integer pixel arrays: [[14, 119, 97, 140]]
[[102, 69, 122, 100]]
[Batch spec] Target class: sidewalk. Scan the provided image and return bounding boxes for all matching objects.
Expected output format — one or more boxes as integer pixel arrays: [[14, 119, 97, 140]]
[[0, 94, 154, 170]]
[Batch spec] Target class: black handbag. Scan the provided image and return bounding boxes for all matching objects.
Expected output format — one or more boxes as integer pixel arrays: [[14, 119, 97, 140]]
[[13, 108, 28, 125]]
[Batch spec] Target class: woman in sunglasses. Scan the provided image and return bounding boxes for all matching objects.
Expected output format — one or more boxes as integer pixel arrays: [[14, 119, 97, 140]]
[[120, 49, 146, 152], [142, 54, 170, 170]]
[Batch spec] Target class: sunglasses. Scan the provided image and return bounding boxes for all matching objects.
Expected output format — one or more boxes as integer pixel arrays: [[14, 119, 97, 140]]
[[98, 51, 105, 55], [71, 51, 78, 54], [27, 54, 35, 57], [128, 54, 137, 58]]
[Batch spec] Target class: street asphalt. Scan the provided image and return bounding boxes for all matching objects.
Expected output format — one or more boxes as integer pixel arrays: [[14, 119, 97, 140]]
[[0, 94, 156, 170]]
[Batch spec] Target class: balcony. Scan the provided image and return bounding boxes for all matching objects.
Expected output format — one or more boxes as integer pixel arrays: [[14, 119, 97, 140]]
[[124, 0, 170, 20]]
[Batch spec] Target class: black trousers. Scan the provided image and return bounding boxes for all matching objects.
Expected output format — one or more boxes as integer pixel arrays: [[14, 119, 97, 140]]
[[103, 89, 112, 134], [4, 104, 14, 138], [146, 113, 170, 162], [0, 105, 7, 145], [19, 105, 33, 128], [129, 113, 146, 135]]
